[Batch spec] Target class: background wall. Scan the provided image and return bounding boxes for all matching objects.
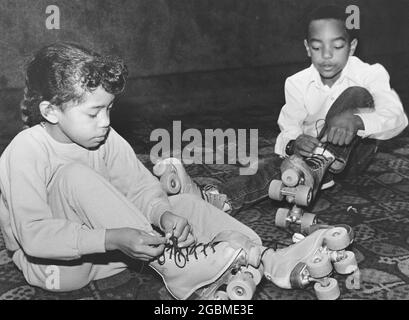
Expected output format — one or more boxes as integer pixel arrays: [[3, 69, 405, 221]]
[[0, 0, 408, 148], [1, 0, 408, 89]]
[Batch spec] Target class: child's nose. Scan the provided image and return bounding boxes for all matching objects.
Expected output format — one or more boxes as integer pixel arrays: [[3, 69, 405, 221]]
[[99, 112, 110, 128], [322, 47, 333, 59]]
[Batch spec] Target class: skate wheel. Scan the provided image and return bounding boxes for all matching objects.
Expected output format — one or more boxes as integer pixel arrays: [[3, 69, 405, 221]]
[[243, 265, 264, 286], [324, 227, 351, 251], [160, 172, 181, 194], [214, 290, 229, 300], [152, 161, 167, 176], [306, 254, 332, 279], [226, 273, 256, 300], [314, 278, 340, 300], [268, 180, 284, 201], [333, 251, 358, 274], [281, 168, 300, 187], [275, 208, 290, 228], [294, 185, 312, 206], [300, 213, 317, 234]]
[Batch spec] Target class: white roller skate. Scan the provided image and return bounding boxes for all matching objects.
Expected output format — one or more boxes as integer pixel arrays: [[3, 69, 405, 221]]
[[153, 157, 232, 212], [149, 235, 262, 300], [262, 225, 358, 300], [268, 146, 336, 233]]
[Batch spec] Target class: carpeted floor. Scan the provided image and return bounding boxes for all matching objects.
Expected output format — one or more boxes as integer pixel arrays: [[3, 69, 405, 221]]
[[1, 101, 409, 300]]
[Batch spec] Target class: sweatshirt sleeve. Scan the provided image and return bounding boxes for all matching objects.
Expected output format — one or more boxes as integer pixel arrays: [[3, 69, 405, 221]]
[[275, 78, 308, 156], [3, 139, 106, 260], [104, 128, 172, 227], [355, 64, 408, 140]]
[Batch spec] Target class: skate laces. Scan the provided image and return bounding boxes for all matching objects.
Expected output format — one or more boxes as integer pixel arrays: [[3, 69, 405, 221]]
[[157, 236, 218, 268], [305, 153, 330, 174], [201, 184, 232, 212], [315, 119, 326, 139]]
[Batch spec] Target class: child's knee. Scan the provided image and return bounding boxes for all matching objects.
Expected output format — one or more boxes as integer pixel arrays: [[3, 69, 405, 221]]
[[341, 86, 374, 109], [52, 163, 103, 195], [56, 163, 98, 184]]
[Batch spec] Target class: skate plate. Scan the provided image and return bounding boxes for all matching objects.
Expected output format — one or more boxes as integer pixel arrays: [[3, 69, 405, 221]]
[[289, 226, 358, 300], [275, 206, 317, 233]]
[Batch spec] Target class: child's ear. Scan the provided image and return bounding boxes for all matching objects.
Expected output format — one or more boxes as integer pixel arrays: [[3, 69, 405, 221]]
[[349, 39, 358, 56], [304, 39, 311, 58], [39, 101, 59, 124]]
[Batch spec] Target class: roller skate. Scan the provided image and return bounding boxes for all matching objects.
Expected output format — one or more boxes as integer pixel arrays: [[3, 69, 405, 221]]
[[268, 146, 336, 233], [262, 225, 358, 300], [153, 157, 232, 212], [150, 234, 263, 300]]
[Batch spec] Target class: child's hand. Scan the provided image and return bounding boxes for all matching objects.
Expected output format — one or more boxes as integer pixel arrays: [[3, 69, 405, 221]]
[[294, 134, 322, 157], [160, 211, 196, 248], [105, 228, 166, 261], [321, 110, 364, 146]]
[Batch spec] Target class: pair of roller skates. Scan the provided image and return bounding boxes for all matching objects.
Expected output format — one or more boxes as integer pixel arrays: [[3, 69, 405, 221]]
[[150, 225, 357, 300], [268, 142, 355, 233], [153, 157, 231, 212]]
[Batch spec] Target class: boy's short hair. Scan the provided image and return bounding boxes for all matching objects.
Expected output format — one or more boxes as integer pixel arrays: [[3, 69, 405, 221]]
[[305, 5, 359, 42]]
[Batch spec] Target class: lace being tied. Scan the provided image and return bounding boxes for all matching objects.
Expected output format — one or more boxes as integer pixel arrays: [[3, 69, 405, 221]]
[[157, 236, 217, 268]]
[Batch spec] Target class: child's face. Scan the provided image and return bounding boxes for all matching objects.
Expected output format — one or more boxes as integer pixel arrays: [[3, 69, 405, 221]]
[[304, 19, 357, 86], [50, 86, 115, 149]]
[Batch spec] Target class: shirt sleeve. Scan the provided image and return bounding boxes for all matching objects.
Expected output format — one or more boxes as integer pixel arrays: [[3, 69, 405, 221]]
[[3, 141, 106, 260], [104, 129, 172, 228], [355, 64, 408, 140], [275, 78, 308, 156]]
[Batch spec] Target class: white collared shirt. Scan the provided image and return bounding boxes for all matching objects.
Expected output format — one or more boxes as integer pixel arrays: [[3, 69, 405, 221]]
[[275, 56, 408, 156]]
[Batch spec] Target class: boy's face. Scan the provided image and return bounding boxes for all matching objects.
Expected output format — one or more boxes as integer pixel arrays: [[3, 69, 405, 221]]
[[46, 86, 115, 149], [304, 19, 357, 86]]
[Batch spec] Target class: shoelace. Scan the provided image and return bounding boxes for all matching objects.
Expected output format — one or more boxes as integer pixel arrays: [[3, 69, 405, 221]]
[[200, 184, 232, 212], [157, 236, 218, 268], [305, 153, 331, 176]]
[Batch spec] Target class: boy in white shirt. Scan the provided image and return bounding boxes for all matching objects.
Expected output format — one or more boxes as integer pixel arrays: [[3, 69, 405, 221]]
[[275, 5, 407, 187], [215, 5, 407, 214]]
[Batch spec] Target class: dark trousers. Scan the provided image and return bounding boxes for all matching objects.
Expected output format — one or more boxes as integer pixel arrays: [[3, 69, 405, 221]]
[[220, 86, 378, 213]]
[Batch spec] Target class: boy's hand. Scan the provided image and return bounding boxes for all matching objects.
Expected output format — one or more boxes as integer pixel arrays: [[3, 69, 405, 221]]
[[105, 228, 166, 261], [321, 110, 364, 146], [160, 211, 196, 248], [294, 134, 322, 157]]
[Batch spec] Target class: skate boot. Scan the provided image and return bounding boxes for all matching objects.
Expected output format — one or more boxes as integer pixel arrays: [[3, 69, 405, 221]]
[[150, 235, 261, 300], [269, 146, 336, 206], [153, 158, 232, 212], [262, 225, 358, 300], [269, 147, 335, 232], [323, 138, 360, 174]]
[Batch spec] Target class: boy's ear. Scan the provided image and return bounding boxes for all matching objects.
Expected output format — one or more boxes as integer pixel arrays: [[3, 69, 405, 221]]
[[349, 39, 358, 56], [39, 101, 60, 124], [304, 39, 311, 58]]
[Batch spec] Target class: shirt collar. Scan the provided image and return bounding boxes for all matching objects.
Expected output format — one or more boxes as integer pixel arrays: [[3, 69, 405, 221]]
[[308, 56, 354, 89]]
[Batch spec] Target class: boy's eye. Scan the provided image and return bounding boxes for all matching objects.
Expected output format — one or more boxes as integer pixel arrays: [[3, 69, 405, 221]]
[[312, 47, 320, 51], [88, 113, 98, 118]]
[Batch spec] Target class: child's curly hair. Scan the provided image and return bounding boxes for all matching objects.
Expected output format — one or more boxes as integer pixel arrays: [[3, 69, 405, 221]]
[[21, 42, 128, 127]]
